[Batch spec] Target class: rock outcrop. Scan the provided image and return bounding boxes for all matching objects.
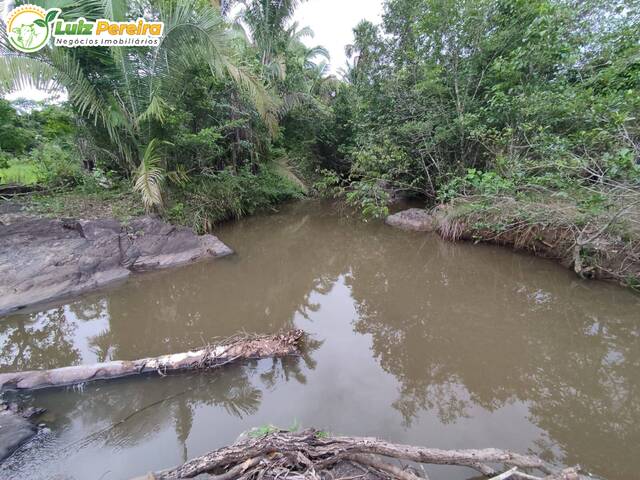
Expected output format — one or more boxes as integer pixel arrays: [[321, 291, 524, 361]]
[[385, 208, 435, 232], [0, 403, 44, 461], [0, 216, 233, 315]]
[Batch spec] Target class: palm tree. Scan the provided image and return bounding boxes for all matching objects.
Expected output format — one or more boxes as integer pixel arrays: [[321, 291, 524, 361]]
[[0, 0, 273, 210], [231, 1, 328, 83], [233, 0, 304, 68], [230, 0, 330, 112]]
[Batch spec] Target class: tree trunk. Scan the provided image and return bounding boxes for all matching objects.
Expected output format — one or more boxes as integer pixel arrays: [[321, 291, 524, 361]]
[[0, 330, 304, 392]]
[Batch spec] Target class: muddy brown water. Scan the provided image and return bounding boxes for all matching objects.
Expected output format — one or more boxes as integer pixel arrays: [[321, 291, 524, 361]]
[[0, 200, 639, 480]]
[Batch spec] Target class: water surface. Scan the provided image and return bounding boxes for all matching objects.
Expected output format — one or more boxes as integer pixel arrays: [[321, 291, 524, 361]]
[[1, 201, 639, 479]]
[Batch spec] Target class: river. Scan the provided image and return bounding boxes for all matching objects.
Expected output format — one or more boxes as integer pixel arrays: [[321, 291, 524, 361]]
[[0, 200, 638, 479]]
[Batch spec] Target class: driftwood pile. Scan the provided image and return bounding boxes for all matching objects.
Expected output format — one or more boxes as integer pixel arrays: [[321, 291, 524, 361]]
[[0, 330, 305, 392], [139, 429, 585, 480]]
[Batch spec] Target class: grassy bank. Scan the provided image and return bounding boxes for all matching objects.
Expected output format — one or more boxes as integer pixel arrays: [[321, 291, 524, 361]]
[[20, 187, 145, 221], [12, 164, 305, 230], [433, 187, 640, 290]]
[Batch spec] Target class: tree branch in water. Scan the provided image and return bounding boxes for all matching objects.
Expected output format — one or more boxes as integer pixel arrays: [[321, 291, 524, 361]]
[[0, 330, 305, 392], [140, 429, 587, 480]]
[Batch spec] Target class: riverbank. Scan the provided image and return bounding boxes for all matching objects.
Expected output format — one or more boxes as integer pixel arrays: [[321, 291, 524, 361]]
[[0, 165, 307, 312], [386, 195, 640, 291], [4, 163, 305, 233], [0, 208, 233, 315], [4, 186, 638, 317], [2, 200, 638, 479]]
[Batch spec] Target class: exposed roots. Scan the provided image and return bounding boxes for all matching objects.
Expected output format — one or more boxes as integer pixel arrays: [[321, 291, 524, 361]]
[[432, 198, 640, 289], [139, 429, 588, 480]]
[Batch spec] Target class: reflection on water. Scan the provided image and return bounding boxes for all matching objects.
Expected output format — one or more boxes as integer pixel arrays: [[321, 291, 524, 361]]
[[1, 200, 639, 480]]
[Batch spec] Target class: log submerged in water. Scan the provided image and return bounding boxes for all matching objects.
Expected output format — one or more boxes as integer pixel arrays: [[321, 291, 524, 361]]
[[141, 429, 586, 480], [0, 330, 305, 392]]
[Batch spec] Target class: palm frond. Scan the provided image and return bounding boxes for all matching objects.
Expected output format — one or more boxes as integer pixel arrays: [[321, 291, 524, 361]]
[[287, 23, 314, 40], [109, 47, 142, 124], [150, 1, 279, 130], [38, 0, 104, 19], [101, 0, 127, 21], [137, 94, 170, 125], [225, 60, 280, 127], [134, 139, 165, 211], [167, 164, 190, 187], [280, 91, 312, 116], [306, 45, 330, 62], [264, 54, 287, 81], [0, 48, 135, 162]]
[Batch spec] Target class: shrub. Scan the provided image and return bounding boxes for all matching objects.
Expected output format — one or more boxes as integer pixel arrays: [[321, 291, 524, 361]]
[[438, 169, 516, 203], [29, 143, 83, 188], [168, 165, 305, 232], [0, 151, 10, 170]]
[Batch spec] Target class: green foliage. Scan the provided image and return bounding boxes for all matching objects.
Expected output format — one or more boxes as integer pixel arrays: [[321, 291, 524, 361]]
[[0, 100, 85, 187], [0, 152, 9, 170], [345, 180, 390, 219], [134, 139, 166, 211], [313, 169, 341, 196], [625, 275, 640, 292], [1, 0, 337, 217], [438, 169, 515, 202], [168, 165, 305, 232], [29, 142, 83, 187], [31, 105, 77, 140], [246, 419, 302, 438], [6, 0, 636, 243], [248, 424, 280, 438], [315, 0, 640, 218], [0, 158, 40, 185], [0, 99, 33, 154], [1, 0, 278, 210]]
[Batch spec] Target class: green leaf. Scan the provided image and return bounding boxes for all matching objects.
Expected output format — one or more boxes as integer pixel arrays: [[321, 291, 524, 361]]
[[133, 139, 165, 211], [45, 10, 59, 23], [33, 19, 47, 28]]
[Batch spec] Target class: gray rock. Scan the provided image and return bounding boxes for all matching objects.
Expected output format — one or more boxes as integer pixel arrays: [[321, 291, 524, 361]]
[[0, 409, 37, 460], [0, 215, 233, 315], [125, 216, 233, 271], [385, 208, 435, 232]]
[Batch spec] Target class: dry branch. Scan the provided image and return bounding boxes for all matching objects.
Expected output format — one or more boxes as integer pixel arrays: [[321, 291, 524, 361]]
[[345, 453, 425, 480], [140, 429, 587, 480], [0, 330, 305, 392]]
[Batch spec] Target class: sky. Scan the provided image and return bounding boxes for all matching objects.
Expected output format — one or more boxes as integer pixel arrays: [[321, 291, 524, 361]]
[[4, 0, 385, 101], [294, 0, 384, 74]]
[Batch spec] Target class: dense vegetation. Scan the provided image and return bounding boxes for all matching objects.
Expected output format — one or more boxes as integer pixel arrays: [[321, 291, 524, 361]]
[[1, 0, 321, 228], [0, 99, 80, 185], [1, 0, 639, 283], [319, 0, 638, 208], [317, 0, 640, 286]]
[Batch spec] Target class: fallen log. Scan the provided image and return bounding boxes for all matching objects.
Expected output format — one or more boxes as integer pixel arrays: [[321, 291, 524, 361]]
[[140, 429, 588, 480], [0, 330, 305, 392]]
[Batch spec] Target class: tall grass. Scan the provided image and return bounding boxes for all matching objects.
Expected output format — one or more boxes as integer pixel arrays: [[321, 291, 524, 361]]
[[0, 159, 41, 185]]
